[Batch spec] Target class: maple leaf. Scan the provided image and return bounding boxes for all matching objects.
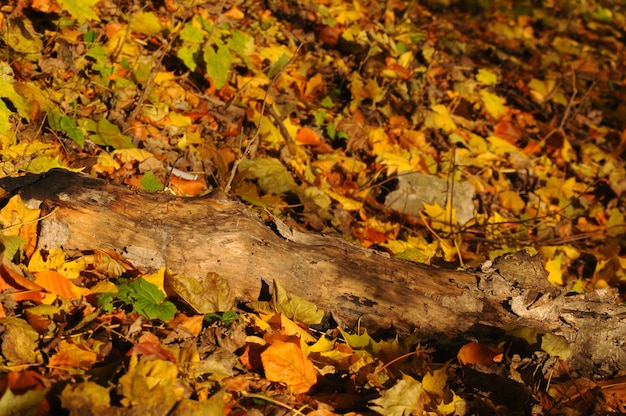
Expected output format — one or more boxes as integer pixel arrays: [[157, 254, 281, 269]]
[[370, 374, 424, 416], [261, 339, 317, 394]]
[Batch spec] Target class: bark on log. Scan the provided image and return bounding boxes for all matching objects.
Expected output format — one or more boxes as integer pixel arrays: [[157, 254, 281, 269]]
[[1, 170, 624, 374]]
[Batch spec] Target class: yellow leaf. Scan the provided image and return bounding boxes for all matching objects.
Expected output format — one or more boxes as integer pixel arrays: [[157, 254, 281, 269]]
[[325, 190, 363, 210], [49, 339, 99, 369], [143, 268, 168, 294], [130, 11, 164, 36], [476, 69, 498, 85], [428, 104, 456, 132], [112, 148, 154, 163], [0, 195, 40, 238], [166, 112, 192, 127], [423, 363, 450, 396], [267, 314, 316, 343], [261, 340, 317, 394], [528, 78, 556, 102], [28, 248, 67, 272], [498, 190, 525, 212], [545, 254, 563, 285], [480, 90, 507, 120]]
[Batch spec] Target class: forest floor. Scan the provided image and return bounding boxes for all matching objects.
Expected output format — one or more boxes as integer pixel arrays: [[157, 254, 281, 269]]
[[1, 0, 626, 414]]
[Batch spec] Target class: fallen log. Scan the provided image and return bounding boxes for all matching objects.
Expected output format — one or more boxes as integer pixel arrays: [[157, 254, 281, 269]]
[[0, 169, 624, 374]]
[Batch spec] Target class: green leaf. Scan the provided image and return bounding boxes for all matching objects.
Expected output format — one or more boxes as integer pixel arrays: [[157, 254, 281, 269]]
[[59, 115, 85, 148], [141, 171, 164, 192], [204, 45, 232, 90], [98, 278, 176, 321], [83, 117, 134, 149], [2, 235, 24, 260], [180, 20, 206, 43], [204, 311, 239, 326], [177, 45, 199, 72], [57, 0, 101, 24], [0, 387, 49, 416], [228, 31, 254, 67], [268, 53, 290, 79]]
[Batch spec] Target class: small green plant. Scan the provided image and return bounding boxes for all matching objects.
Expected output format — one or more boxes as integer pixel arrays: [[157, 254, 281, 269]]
[[97, 277, 176, 321]]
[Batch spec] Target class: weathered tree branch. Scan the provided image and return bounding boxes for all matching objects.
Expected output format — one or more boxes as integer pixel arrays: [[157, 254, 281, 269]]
[[1, 170, 624, 374]]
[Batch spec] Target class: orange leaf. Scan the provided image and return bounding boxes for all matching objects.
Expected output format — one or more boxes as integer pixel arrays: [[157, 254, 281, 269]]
[[48, 340, 99, 369], [457, 342, 502, 366], [167, 313, 204, 336], [494, 118, 522, 144], [295, 127, 322, 145], [33, 270, 88, 300], [168, 175, 206, 196], [0, 263, 45, 302], [261, 340, 317, 394]]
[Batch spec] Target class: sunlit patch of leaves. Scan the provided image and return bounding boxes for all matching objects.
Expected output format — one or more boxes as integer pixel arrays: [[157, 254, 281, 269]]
[[0, 0, 626, 413]]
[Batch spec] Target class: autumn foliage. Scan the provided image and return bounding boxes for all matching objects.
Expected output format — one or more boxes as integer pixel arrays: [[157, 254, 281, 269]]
[[0, 0, 626, 413]]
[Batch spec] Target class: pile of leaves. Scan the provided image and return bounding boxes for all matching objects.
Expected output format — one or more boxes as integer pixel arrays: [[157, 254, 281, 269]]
[[1, 0, 626, 413]]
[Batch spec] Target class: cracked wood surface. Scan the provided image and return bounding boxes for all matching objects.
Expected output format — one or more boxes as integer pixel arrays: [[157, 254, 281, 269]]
[[1, 169, 624, 374]]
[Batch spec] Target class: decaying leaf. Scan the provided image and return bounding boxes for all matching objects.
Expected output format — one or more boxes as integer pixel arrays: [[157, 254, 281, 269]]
[[166, 271, 234, 314], [248, 279, 324, 325]]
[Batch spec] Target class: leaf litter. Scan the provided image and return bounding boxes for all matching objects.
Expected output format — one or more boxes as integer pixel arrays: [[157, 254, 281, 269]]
[[0, 0, 626, 413]]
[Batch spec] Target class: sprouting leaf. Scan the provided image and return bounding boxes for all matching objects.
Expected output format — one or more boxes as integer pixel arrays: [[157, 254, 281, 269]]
[[228, 31, 254, 67], [141, 171, 164, 192], [49, 112, 85, 148], [97, 278, 176, 321], [261, 340, 317, 394], [177, 45, 199, 71], [57, 0, 101, 24]]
